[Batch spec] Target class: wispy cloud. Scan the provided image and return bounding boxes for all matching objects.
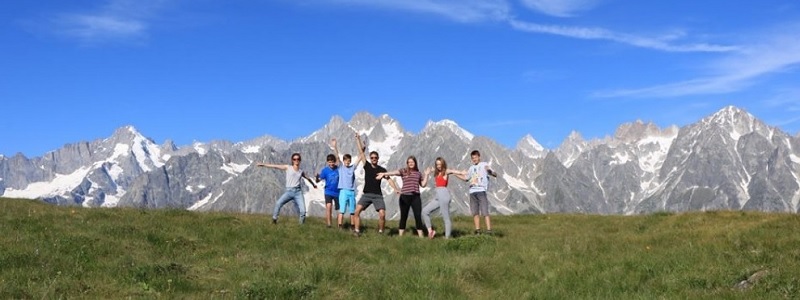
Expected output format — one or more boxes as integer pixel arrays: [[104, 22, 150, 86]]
[[594, 25, 800, 98], [321, 0, 511, 23], [307, 0, 737, 54], [519, 0, 601, 17], [50, 0, 170, 45], [764, 88, 800, 112], [508, 20, 739, 53]]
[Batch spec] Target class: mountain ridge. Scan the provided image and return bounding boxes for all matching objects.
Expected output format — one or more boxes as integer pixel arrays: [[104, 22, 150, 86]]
[[3, 106, 799, 216]]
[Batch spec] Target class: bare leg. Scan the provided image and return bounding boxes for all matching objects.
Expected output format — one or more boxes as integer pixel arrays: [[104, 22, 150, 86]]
[[378, 209, 386, 233], [325, 203, 332, 226], [353, 205, 364, 232], [485, 216, 492, 231], [473, 215, 481, 231]]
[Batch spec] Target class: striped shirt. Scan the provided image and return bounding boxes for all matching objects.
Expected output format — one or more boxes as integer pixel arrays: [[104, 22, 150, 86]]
[[399, 168, 422, 194]]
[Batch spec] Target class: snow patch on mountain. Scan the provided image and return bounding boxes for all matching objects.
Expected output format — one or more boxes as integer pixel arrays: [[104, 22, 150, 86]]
[[637, 134, 677, 173], [4, 166, 90, 199], [221, 163, 249, 175], [188, 193, 214, 211], [194, 143, 207, 156], [365, 120, 405, 165], [241, 145, 260, 153]]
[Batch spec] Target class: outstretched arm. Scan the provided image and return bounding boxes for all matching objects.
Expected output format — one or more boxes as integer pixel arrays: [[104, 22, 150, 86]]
[[256, 163, 287, 170], [302, 172, 318, 189], [450, 169, 467, 181], [375, 170, 401, 179]]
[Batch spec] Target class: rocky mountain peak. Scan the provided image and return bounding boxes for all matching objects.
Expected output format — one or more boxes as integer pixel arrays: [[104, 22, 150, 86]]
[[423, 119, 474, 142], [516, 134, 546, 159]]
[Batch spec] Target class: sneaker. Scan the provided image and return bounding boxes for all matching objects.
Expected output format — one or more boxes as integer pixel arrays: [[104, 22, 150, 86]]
[[474, 229, 481, 235], [486, 230, 494, 235], [428, 230, 436, 240], [272, 219, 277, 225], [378, 230, 384, 235], [353, 230, 362, 237], [337, 224, 343, 229], [326, 224, 332, 228]]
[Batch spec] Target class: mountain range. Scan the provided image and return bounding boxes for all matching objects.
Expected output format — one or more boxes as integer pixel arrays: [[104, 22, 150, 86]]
[[2, 106, 799, 218]]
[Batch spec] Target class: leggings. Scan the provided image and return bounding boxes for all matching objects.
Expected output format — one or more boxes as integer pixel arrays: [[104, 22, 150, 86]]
[[398, 193, 423, 231], [422, 187, 452, 238]]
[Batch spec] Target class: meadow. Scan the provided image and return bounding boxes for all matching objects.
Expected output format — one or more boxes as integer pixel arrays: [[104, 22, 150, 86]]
[[2, 197, 799, 299]]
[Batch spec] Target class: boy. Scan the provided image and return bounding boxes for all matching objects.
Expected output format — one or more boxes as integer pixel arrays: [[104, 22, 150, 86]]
[[456, 150, 497, 234], [316, 154, 340, 228]]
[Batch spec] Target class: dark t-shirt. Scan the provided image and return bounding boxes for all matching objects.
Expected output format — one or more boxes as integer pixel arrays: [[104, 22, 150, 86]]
[[362, 163, 387, 195]]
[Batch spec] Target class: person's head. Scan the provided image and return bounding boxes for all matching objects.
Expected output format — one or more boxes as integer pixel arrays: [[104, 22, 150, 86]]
[[406, 156, 418, 171], [326, 154, 336, 168], [435, 157, 447, 175], [470, 150, 481, 164], [291, 153, 302, 165], [369, 151, 379, 165], [343, 153, 352, 166]]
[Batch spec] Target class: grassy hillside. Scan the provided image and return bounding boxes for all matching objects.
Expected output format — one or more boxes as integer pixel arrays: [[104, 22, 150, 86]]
[[2, 197, 799, 299]]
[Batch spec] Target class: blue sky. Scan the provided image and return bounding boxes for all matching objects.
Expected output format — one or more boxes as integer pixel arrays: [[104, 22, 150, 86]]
[[2, 0, 800, 157]]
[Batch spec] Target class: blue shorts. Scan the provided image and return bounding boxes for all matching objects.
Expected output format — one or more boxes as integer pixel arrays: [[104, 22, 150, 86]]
[[339, 189, 356, 215]]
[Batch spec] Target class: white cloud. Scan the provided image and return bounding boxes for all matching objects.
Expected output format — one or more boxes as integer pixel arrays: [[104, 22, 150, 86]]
[[519, 0, 601, 17], [594, 26, 800, 98], [50, 0, 171, 44], [307, 1, 736, 54], [508, 20, 739, 53], [322, 0, 511, 23]]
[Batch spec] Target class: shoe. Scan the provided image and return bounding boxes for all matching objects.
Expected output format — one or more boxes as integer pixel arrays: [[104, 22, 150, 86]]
[[272, 219, 277, 225], [327, 224, 332, 228], [474, 229, 481, 235], [486, 230, 494, 235], [378, 230, 384, 235], [428, 230, 436, 240], [337, 224, 343, 229], [353, 230, 362, 237]]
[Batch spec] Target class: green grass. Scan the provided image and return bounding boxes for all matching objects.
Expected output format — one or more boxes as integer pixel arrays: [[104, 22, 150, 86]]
[[2, 197, 800, 299]]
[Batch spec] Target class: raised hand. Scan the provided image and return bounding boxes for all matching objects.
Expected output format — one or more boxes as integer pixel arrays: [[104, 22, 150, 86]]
[[425, 166, 433, 175], [330, 138, 337, 148]]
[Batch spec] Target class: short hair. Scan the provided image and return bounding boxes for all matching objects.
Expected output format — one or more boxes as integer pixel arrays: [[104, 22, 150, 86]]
[[326, 154, 336, 162], [369, 151, 379, 157], [343, 154, 352, 160], [291, 153, 301, 160], [470, 150, 481, 157]]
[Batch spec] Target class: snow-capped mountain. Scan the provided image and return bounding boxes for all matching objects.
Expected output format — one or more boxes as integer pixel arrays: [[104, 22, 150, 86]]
[[1, 126, 165, 207], [3, 106, 799, 217], [516, 134, 546, 159]]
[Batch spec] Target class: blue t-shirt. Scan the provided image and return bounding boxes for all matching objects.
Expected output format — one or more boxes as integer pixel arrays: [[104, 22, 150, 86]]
[[319, 166, 340, 197], [338, 163, 357, 191]]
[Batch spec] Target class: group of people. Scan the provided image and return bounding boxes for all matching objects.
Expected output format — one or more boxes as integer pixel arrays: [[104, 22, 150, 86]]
[[255, 133, 498, 239]]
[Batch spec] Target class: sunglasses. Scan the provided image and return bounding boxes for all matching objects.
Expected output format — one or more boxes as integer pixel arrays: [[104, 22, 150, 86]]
[[370, 156, 379, 159], [292, 158, 301, 161]]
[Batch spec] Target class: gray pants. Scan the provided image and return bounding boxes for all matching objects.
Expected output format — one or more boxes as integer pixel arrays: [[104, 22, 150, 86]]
[[422, 187, 452, 238]]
